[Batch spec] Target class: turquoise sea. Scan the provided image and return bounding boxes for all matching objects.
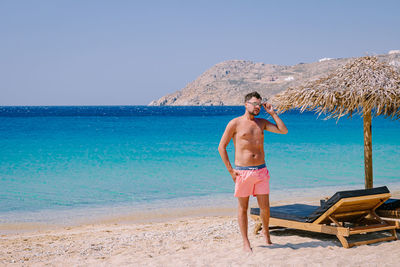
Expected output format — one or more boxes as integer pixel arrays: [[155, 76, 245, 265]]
[[1, 106, 399, 225]]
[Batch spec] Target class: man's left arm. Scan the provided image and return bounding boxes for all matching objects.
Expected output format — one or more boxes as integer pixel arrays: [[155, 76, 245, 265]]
[[262, 103, 288, 134]]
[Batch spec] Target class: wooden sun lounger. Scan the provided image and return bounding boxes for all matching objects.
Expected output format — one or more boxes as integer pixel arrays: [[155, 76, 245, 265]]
[[250, 186, 398, 248], [376, 198, 400, 229]]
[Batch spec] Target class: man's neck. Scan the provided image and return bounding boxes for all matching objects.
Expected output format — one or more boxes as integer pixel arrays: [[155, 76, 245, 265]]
[[243, 112, 255, 120]]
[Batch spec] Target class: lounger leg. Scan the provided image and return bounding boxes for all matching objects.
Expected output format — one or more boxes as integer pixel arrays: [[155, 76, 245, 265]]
[[254, 223, 262, 235], [390, 229, 398, 240], [336, 234, 350, 248]]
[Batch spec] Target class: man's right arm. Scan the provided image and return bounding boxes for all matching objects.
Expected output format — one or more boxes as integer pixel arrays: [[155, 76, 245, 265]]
[[218, 120, 239, 182]]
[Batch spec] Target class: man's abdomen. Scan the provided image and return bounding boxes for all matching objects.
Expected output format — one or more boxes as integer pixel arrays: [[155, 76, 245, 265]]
[[234, 149, 265, 167]]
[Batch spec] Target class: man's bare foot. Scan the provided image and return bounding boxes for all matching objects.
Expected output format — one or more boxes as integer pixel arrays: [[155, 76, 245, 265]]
[[243, 240, 253, 253], [243, 244, 253, 253], [263, 231, 273, 245]]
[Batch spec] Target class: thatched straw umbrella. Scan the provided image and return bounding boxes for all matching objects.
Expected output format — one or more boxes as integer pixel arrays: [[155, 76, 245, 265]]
[[273, 56, 400, 189]]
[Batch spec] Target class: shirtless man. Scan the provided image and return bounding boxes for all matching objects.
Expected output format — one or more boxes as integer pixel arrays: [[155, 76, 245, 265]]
[[218, 91, 288, 252]]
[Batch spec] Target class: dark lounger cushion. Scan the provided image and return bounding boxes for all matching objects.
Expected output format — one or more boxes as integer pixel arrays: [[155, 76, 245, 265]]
[[377, 198, 400, 210], [250, 204, 319, 222], [306, 186, 389, 222]]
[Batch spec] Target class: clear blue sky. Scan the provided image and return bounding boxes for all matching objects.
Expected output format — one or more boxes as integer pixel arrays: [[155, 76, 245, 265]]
[[1, 0, 399, 105]]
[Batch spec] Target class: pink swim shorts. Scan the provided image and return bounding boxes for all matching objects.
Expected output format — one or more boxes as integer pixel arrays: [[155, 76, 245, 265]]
[[234, 164, 270, 197]]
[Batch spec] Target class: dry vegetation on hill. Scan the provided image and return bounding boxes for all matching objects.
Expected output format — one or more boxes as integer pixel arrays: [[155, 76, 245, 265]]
[[149, 53, 400, 106]]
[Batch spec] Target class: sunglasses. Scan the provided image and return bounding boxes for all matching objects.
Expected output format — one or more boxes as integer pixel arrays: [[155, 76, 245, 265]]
[[247, 102, 262, 107]]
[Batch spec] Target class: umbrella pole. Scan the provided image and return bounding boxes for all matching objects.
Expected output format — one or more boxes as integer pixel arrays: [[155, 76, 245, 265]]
[[363, 109, 373, 189]]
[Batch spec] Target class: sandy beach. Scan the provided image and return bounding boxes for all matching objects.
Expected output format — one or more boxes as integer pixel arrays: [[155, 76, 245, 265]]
[[1, 216, 399, 266], [1, 189, 399, 267]]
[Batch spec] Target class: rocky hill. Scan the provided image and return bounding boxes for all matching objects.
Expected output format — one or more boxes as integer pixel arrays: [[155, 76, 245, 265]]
[[149, 52, 400, 106]]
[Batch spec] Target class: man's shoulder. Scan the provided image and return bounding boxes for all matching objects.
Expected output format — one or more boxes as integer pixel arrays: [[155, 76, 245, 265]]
[[255, 117, 268, 123], [255, 117, 270, 129], [226, 116, 242, 129], [257, 117, 272, 123], [229, 116, 241, 123]]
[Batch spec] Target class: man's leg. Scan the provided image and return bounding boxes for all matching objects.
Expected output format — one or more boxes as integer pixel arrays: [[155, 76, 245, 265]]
[[256, 194, 272, 245], [237, 196, 252, 252]]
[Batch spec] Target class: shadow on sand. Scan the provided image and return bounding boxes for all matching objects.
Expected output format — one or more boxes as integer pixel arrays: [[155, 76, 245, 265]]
[[256, 228, 398, 249]]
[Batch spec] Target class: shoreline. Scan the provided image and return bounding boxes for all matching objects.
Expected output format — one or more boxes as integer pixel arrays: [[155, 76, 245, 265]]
[[2, 182, 400, 235]]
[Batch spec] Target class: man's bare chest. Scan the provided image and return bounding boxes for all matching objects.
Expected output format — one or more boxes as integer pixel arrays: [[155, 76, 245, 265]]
[[235, 123, 264, 141]]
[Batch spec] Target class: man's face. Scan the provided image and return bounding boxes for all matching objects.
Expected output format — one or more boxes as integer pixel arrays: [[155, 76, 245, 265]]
[[245, 97, 262, 116]]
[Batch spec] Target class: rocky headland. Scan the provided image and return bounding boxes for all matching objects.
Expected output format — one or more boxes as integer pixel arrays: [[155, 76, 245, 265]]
[[149, 51, 400, 106]]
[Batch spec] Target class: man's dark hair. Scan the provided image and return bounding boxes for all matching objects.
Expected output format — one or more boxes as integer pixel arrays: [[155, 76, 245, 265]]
[[244, 91, 262, 102]]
